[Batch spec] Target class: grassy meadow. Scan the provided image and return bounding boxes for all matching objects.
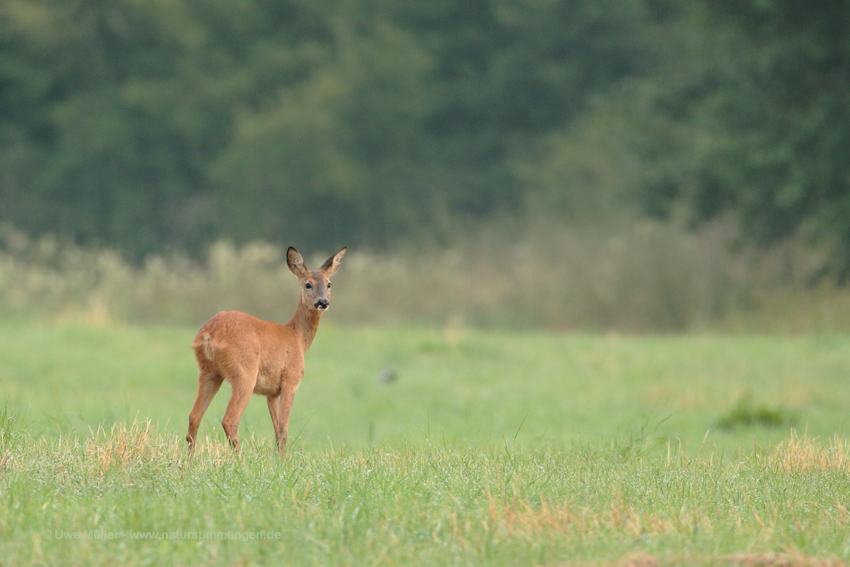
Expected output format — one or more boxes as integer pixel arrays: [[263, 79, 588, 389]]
[[2, 317, 850, 565]]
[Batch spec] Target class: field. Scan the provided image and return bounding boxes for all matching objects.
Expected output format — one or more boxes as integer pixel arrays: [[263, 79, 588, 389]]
[[2, 318, 850, 566]]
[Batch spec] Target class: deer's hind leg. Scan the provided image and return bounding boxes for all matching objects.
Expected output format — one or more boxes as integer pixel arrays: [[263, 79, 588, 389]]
[[187, 371, 224, 451], [220, 363, 259, 450]]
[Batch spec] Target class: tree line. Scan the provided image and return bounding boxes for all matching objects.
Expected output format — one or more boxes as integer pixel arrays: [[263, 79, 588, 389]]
[[1, 0, 848, 277]]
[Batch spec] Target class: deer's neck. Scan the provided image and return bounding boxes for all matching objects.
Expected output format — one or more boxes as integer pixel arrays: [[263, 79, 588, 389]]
[[286, 301, 323, 352]]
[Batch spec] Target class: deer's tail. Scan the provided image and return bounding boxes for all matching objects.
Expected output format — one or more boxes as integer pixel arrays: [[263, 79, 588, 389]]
[[201, 334, 214, 362]]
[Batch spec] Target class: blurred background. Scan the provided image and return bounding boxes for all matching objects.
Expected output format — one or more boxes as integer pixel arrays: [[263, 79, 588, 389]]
[[1, 0, 849, 332]]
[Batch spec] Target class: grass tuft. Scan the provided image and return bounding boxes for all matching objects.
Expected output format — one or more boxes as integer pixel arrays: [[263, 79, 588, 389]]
[[0, 401, 29, 456]]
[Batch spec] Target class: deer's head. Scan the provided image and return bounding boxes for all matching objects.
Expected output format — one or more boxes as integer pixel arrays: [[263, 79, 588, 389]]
[[287, 246, 346, 312]]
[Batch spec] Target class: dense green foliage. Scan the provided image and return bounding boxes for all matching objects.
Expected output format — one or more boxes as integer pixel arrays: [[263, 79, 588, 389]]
[[1, 0, 848, 270], [621, 0, 850, 280]]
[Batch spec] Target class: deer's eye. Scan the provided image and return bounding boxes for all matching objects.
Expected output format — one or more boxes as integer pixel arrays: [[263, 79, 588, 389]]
[[305, 282, 312, 290], [327, 282, 332, 289]]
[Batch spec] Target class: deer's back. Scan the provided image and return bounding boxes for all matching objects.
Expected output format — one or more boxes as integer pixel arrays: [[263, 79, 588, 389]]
[[192, 311, 302, 386]]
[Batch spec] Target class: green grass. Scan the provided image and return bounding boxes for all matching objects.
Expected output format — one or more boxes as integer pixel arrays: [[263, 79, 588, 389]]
[[2, 319, 848, 450], [2, 319, 850, 565]]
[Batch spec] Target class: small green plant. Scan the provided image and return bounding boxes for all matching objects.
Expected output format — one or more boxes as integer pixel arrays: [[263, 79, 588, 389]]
[[715, 392, 795, 430]]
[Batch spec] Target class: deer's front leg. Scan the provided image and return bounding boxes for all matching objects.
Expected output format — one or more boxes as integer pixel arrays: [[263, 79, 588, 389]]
[[267, 394, 284, 448], [276, 385, 298, 455]]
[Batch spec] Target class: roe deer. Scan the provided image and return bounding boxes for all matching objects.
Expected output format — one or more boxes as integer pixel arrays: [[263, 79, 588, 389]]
[[186, 246, 346, 453]]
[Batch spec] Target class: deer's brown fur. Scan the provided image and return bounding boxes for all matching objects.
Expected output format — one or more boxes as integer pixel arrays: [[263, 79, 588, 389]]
[[185, 246, 346, 453]]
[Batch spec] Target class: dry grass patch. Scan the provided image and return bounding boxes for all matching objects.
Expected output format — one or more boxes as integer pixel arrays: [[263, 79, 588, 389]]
[[568, 552, 849, 567], [765, 432, 850, 474]]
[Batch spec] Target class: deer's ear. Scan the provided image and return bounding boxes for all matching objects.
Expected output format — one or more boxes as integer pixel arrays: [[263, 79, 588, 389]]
[[320, 246, 347, 276], [287, 247, 307, 277]]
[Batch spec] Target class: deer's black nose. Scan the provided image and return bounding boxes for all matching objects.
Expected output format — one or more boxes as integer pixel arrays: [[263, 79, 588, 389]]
[[315, 299, 330, 310]]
